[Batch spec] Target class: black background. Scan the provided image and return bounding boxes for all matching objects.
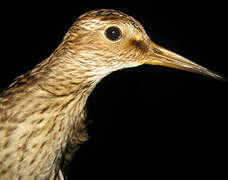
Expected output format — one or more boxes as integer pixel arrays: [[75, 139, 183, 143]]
[[1, 1, 227, 179]]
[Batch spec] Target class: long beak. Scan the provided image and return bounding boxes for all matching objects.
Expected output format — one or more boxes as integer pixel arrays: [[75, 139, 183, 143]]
[[145, 41, 225, 81]]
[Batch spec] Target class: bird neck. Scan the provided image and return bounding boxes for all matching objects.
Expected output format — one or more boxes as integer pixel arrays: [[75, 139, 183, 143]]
[[32, 53, 99, 120], [35, 50, 106, 133], [37, 57, 97, 96]]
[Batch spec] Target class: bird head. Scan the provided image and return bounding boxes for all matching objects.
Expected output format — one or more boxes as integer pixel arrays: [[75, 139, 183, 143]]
[[61, 9, 224, 80]]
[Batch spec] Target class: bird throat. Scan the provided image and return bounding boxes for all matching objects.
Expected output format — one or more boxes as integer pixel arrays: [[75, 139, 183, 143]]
[[35, 55, 98, 147]]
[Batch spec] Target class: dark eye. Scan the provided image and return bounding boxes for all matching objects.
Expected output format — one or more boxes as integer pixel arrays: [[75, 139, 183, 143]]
[[105, 26, 122, 41]]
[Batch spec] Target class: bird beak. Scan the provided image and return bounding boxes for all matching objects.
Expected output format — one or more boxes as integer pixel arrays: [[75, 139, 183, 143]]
[[144, 41, 225, 81]]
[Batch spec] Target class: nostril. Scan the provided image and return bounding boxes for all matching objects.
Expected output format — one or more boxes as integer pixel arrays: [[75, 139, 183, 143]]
[[152, 48, 162, 55]]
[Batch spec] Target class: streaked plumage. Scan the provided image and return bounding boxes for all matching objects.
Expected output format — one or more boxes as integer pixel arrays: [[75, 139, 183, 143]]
[[0, 9, 224, 180]]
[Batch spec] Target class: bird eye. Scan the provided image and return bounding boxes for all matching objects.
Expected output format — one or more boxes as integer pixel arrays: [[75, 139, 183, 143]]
[[105, 26, 122, 41]]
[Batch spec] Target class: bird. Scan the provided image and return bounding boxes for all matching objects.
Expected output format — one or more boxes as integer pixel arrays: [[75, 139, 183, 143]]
[[0, 9, 225, 180]]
